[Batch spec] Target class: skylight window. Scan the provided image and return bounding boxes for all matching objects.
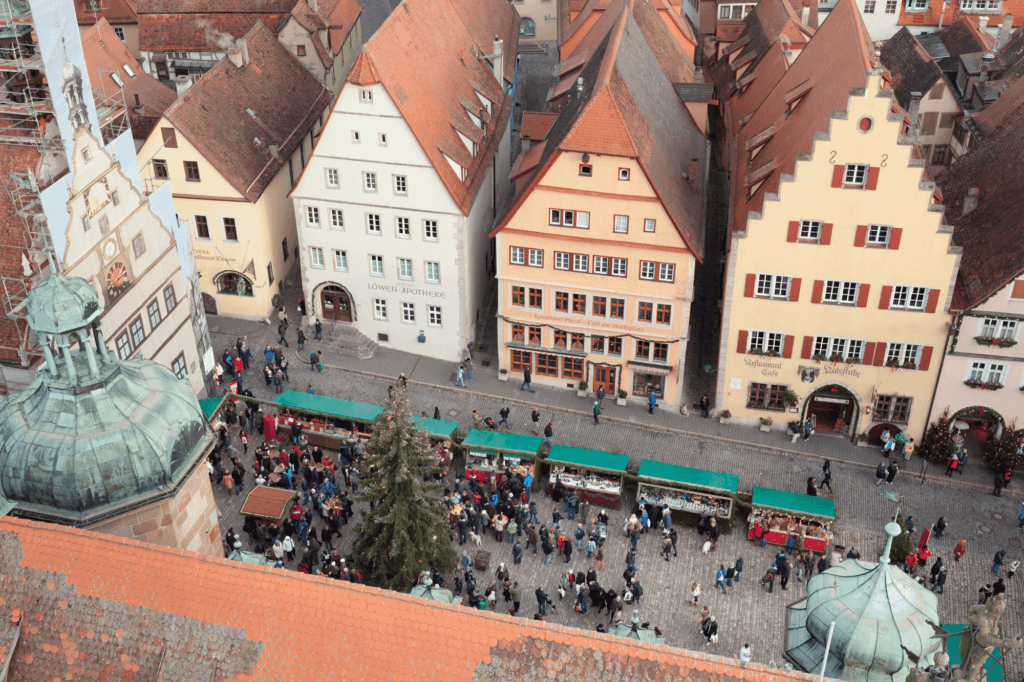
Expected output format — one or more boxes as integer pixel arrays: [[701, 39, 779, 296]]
[[122, 63, 136, 78], [110, 72, 124, 88]]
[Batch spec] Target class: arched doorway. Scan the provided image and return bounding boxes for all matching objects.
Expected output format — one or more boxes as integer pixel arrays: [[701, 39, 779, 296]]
[[802, 384, 858, 437], [202, 292, 218, 315], [950, 406, 1005, 455], [319, 284, 352, 322]]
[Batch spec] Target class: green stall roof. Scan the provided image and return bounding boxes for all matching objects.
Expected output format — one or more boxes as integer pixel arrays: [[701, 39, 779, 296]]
[[638, 460, 738, 494], [752, 486, 835, 520], [547, 445, 628, 475], [462, 430, 543, 456], [413, 418, 460, 439], [198, 396, 226, 421], [272, 391, 384, 423]]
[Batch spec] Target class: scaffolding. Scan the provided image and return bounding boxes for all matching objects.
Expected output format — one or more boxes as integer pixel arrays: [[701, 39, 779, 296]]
[[92, 68, 129, 145]]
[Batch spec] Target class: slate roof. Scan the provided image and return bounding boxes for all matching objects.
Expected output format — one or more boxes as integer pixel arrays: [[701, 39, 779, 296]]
[[0, 516, 829, 682], [343, 0, 518, 216], [938, 17, 995, 61], [968, 74, 1024, 137], [495, 0, 708, 259], [75, 0, 138, 25], [879, 28, 943, 110], [937, 97, 1024, 311], [723, 0, 876, 237], [80, 18, 176, 140], [674, 82, 716, 101], [163, 21, 331, 202]]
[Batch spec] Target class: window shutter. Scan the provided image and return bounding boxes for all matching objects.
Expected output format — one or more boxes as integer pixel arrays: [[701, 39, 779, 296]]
[[856, 283, 870, 308], [821, 223, 833, 245], [854, 225, 868, 247], [811, 280, 824, 304], [801, 335, 814, 360], [926, 288, 940, 313], [787, 221, 800, 242], [879, 285, 892, 310], [1013, 280, 1024, 299], [744, 273, 756, 297], [919, 346, 933, 371], [889, 227, 902, 250], [863, 342, 875, 364], [736, 330, 748, 354], [866, 166, 880, 190], [789, 278, 801, 302], [831, 165, 844, 188], [782, 335, 794, 359], [873, 342, 887, 366]]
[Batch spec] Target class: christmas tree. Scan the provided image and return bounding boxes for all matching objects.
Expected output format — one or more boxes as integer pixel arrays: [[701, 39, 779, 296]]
[[918, 407, 958, 464], [982, 421, 1023, 472], [352, 387, 456, 590]]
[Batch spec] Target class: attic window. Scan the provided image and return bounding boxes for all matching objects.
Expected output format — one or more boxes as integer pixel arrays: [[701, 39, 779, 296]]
[[110, 72, 124, 88], [746, 125, 774, 160], [122, 63, 136, 78], [580, 164, 592, 177], [619, 168, 630, 181], [82, 147, 92, 162], [858, 116, 874, 133], [246, 108, 256, 118], [360, 89, 373, 103], [297, 45, 306, 56], [784, 81, 812, 116]]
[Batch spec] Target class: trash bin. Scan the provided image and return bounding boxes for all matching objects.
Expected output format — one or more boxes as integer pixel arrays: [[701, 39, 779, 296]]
[[474, 550, 490, 572]]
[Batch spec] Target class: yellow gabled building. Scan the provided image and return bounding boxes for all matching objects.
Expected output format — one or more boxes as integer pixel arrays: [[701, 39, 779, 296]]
[[713, 0, 959, 441], [491, 0, 709, 407]]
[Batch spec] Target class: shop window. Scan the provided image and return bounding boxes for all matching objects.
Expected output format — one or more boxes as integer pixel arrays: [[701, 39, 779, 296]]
[[536, 353, 558, 376], [747, 382, 787, 410], [511, 324, 525, 342], [632, 372, 665, 398], [874, 394, 911, 423], [562, 356, 583, 380], [511, 350, 532, 372]]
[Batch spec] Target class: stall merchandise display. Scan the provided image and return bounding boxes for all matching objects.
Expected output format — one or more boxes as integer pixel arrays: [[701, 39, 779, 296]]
[[746, 510, 832, 552], [638, 483, 732, 518], [466, 452, 534, 481], [550, 465, 621, 495]]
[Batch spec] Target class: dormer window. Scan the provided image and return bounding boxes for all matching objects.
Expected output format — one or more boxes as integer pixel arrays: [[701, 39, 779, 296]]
[[296, 45, 306, 56]]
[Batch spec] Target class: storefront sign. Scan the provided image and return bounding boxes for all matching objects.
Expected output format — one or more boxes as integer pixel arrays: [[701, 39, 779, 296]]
[[532, 313, 652, 334], [194, 248, 233, 264], [744, 356, 782, 377], [367, 282, 446, 298], [813, 397, 849, 404], [823, 364, 862, 378]]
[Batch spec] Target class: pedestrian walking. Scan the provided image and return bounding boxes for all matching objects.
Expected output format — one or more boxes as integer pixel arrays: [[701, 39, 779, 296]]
[[647, 391, 657, 414], [934, 516, 948, 537], [806, 477, 817, 496], [1009, 560, 1020, 580], [596, 385, 606, 407], [543, 422, 554, 450], [455, 365, 466, 388], [954, 539, 967, 562], [715, 565, 728, 594], [530, 408, 541, 435], [297, 329, 305, 350], [701, 616, 718, 645], [992, 549, 1006, 576], [886, 461, 899, 485], [278, 322, 289, 347], [739, 644, 752, 669], [689, 581, 701, 606], [735, 556, 744, 583], [818, 468, 833, 492], [314, 318, 322, 340], [945, 453, 959, 476], [536, 587, 549, 616], [875, 462, 887, 486], [273, 368, 283, 394], [520, 367, 535, 392], [931, 568, 947, 594], [700, 394, 710, 419], [978, 583, 993, 605], [464, 356, 474, 381], [661, 533, 673, 562], [592, 401, 601, 425], [511, 582, 521, 614]]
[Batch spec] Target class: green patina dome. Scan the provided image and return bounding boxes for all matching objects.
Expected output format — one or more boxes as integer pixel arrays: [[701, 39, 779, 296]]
[[0, 272, 213, 522]]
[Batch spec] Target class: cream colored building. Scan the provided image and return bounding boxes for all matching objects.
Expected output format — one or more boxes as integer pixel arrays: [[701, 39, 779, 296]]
[[275, 0, 364, 90], [59, 61, 205, 394], [137, 23, 331, 319], [715, 0, 960, 442]]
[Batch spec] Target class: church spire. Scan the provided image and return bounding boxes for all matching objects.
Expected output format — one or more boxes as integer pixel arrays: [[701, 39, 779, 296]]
[[59, 37, 90, 133]]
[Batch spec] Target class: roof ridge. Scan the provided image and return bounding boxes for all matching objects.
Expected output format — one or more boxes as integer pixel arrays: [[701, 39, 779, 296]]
[[346, 47, 380, 85]]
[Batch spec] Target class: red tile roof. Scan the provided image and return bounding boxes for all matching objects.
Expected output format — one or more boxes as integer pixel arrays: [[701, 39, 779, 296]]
[[80, 18, 176, 141], [139, 0, 296, 12], [521, 111, 559, 140], [139, 12, 290, 51], [164, 21, 331, 202], [563, 0, 697, 60], [939, 17, 996, 58], [898, 0, 1024, 28], [495, 0, 708, 259], [345, 0, 519, 216], [75, 0, 138, 26], [239, 485, 297, 519], [0, 516, 827, 682], [723, 0, 876, 237]]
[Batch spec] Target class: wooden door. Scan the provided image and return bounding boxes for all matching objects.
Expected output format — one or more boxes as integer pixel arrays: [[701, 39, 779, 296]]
[[593, 366, 615, 395], [202, 292, 217, 315], [320, 286, 352, 322]]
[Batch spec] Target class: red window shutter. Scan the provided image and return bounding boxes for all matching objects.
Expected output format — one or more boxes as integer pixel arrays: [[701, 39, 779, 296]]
[[926, 289, 940, 313], [856, 283, 870, 308], [801, 336, 814, 359], [782, 335, 794, 359], [863, 342, 875, 364], [879, 285, 892, 310], [811, 280, 824, 304], [889, 227, 902, 250], [789, 278, 801, 302], [873, 342, 887, 366], [736, 330, 748, 354], [744, 273, 756, 297], [854, 225, 868, 247], [919, 346, 933, 371], [831, 165, 844, 188], [787, 221, 800, 242], [821, 223, 833, 245], [866, 166, 880, 190]]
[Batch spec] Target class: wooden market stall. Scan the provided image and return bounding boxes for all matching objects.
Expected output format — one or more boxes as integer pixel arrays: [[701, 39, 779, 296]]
[[198, 395, 226, 421], [461, 430, 543, 488], [271, 391, 383, 448], [747, 486, 835, 553], [546, 445, 629, 508], [637, 460, 738, 520], [414, 417, 460, 469]]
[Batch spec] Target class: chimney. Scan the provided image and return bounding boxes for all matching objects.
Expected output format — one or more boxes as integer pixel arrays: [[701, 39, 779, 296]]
[[227, 38, 249, 68], [133, 93, 144, 115], [996, 14, 1013, 50], [978, 16, 989, 32], [980, 53, 994, 82], [522, 135, 531, 152], [908, 91, 922, 129], [962, 187, 979, 215], [800, 1, 809, 26], [174, 74, 191, 96], [688, 159, 701, 192], [491, 35, 503, 85], [307, 0, 317, 12], [268, 143, 281, 159]]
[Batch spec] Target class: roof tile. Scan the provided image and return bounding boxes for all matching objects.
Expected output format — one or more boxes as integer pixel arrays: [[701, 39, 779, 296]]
[[879, 28, 943, 110]]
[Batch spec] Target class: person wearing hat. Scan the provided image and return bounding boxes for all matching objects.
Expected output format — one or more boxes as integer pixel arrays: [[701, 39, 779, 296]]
[[593, 401, 601, 426], [495, 562, 510, 583]]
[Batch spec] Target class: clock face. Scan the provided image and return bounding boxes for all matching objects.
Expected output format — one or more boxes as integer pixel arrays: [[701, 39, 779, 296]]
[[102, 239, 118, 261], [105, 261, 131, 300]]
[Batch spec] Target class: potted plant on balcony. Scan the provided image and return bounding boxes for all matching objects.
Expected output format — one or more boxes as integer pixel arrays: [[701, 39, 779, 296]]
[[719, 409, 732, 424], [759, 416, 773, 432], [577, 380, 588, 397], [616, 389, 628, 406], [498, 368, 508, 381]]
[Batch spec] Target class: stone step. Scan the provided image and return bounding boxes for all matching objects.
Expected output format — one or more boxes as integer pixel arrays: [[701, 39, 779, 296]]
[[301, 321, 378, 360]]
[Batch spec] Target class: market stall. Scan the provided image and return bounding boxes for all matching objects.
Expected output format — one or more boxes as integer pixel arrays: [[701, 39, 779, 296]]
[[546, 445, 628, 508], [637, 460, 737, 520], [271, 391, 383, 448], [198, 395, 227, 422], [747, 486, 835, 552], [461, 430, 542, 488], [414, 417, 459, 469]]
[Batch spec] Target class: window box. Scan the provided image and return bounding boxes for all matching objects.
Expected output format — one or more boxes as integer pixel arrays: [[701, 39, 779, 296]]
[[749, 348, 781, 358], [885, 358, 917, 370], [845, 356, 861, 365], [975, 336, 1017, 348], [812, 352, 827, 362], [964, 380, 1003, 390]]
